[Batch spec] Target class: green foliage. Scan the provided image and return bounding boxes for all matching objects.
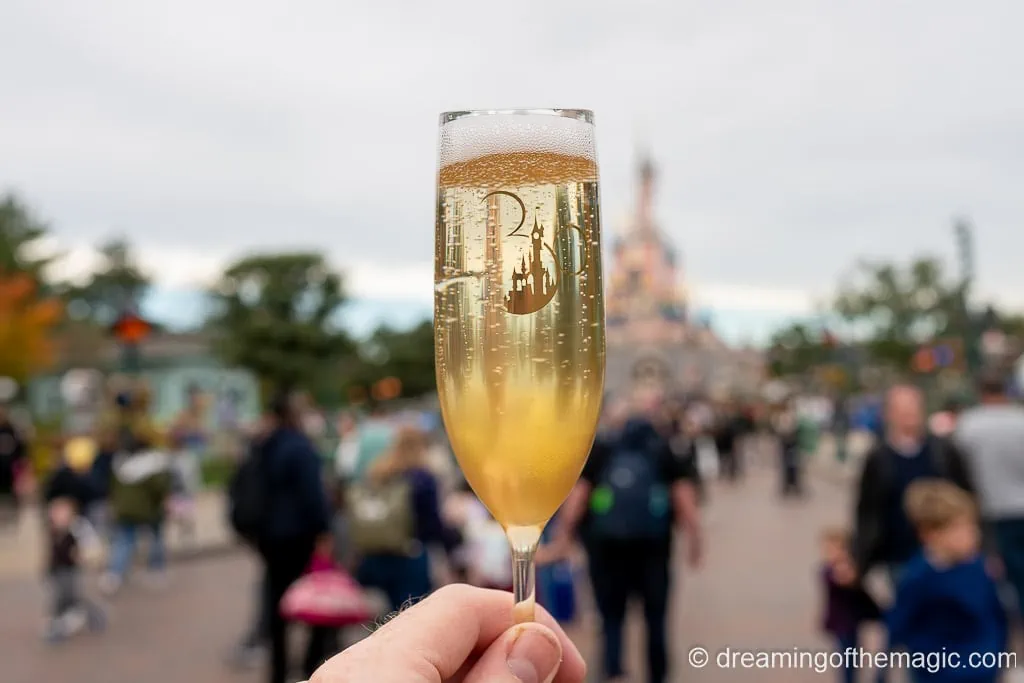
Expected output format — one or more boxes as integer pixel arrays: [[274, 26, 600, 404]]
[[833, 256, 963, 368], [0, 193, 56, 282], [63, 238, 150, 324], [346, 320, 436, 401], [207, 252, 353, 395], [767, 322, 833, 377]]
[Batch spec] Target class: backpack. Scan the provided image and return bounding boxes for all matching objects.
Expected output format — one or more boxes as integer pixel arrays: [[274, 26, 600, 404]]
[[228, 443, 269, 543], [345, 477, 415, 555], [587, 438, 671, 541]]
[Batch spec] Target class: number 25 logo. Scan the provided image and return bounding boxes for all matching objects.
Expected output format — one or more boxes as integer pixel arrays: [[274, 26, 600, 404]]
[[483, 191, 587, 315]]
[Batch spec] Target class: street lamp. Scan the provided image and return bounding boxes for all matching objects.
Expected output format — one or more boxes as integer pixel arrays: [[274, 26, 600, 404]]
[[953, 218, 980, 381], [110, 309, 152, 375]]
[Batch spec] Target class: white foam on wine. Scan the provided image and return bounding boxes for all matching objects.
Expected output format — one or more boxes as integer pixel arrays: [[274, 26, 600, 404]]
[[438, 110, 596, 167]]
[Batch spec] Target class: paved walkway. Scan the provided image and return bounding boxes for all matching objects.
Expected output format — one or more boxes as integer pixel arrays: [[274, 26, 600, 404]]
[[1, 461, 858, 683]]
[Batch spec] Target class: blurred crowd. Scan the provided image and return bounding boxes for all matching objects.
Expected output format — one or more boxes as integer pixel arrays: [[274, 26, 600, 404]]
[[4, 370, 1024, 683]]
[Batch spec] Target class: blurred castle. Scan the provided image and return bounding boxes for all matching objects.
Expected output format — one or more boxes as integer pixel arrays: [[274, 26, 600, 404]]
[[605, 155, 763, 399]]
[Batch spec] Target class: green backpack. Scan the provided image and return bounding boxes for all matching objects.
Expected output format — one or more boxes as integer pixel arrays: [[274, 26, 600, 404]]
[[346, 477, 415, 556]]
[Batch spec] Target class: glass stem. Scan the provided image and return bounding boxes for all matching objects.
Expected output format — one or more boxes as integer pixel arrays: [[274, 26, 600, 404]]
[[511, 546, 537, 623], [507, 525, 541, 623]]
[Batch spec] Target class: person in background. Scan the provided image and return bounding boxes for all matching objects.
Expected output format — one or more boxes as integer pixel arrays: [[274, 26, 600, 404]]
[[440, 475, 477, 585], [818, 527, 882, 683], [774, 400, 803, 498], [333, 411, 360, 483], [955, 369, 1024, 621], [43, 439, 100, 519], [929, 397, 964, 438], [352, 425, 457, 612], [226, 412, 275, 670], [536, 510, 578, 626], [714, 402, 741, 483], [168, 390, 206, 546], [851, 384, 975, 588], [887, 479, 1006, 683], [668, 407, 705, 505], [100, 434, 173, 596], [351, 404, 396, 481], [547, 398, 703, 683], [0, 402, 28, 525], [43, 497, 105, 643], [257, 392, 332, 683]]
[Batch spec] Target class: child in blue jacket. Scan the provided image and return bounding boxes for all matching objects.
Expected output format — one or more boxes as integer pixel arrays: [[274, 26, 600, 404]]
[[887, 479, 1007, 683]]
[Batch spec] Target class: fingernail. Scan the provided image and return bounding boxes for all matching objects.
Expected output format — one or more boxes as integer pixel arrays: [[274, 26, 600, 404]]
[[507, 626, 562, 683]]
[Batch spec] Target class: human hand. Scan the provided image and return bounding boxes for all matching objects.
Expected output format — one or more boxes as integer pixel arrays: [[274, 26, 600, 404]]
[[308, 583, 586, 683]]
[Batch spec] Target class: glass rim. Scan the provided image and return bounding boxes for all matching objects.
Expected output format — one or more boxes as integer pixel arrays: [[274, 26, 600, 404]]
[[439, 109, 594, 125]]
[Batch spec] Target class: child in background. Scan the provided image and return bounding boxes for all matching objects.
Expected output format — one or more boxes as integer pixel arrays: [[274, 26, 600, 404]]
[[44, 497, 105, 643], [43, 439, 100, 513], [454, 492, 511, 591], [167, 447, 201, 546], [887, 479, 1006, 683], [818, 527, 882, 683], [536, 513, 577, 624]]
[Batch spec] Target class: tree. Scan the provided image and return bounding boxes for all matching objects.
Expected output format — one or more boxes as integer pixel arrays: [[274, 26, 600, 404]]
[[0, 270, 63, 384], [0, 193, 56, 282], [207, 253, 353, 395], [64, 238, 150, 324], [832, 256, 962, 368], [346, 321, 436, 401], [767, 321, 834, 378]]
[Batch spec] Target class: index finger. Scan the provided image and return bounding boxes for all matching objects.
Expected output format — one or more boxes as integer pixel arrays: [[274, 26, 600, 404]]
[[314, 584, 586, 683]]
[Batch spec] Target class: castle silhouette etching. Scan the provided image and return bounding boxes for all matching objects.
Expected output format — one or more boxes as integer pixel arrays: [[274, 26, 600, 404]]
[[505, 217, 556, 315]]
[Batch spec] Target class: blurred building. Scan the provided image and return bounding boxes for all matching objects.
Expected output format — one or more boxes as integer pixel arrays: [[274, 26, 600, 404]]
[[604, 154, 764, 399], [27, 331, 260, 431]]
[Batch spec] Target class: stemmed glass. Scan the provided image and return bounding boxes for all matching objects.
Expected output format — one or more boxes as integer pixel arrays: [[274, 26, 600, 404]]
[[433, 109, 605, 621]]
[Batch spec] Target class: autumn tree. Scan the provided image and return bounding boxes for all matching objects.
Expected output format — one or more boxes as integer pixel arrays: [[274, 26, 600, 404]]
[[207, 253, 353, 395], [0, 271, 63, 384]]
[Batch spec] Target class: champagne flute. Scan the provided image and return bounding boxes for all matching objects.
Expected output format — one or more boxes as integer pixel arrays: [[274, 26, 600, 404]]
[[434, 109, 605, 622]]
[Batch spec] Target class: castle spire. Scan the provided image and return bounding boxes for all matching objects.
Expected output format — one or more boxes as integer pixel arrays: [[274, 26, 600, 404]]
[[635, 151, 656, 234]]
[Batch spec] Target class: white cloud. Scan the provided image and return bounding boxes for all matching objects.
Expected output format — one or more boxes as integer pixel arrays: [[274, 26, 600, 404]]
[[694, 284, 815, 315], [347, 262, 432, 303], [2, 0, 1022, 342]]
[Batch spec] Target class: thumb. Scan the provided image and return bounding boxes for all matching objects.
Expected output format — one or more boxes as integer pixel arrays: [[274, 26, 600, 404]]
[[462, 622, 563, 683]]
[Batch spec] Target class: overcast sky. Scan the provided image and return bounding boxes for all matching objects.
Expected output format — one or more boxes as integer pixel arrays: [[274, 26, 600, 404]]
[[2, 1, 1021, 341]]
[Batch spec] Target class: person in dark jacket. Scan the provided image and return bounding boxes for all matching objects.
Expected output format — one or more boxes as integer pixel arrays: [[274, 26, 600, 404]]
[[43, 450, 100, 512], [227, 417, 274, 670], [774, 401, 803, 497], [0, 403, 28, 523], [548, 411, 703, 683], [257, 392, 332, 683], [851, 384, 975, 587]]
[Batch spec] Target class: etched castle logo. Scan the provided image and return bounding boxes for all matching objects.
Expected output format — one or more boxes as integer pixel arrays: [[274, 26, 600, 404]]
[[505, 217, 557, 315]]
